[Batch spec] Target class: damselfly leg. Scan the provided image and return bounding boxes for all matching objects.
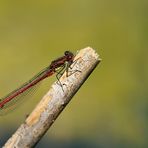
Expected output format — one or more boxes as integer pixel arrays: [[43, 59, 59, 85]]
[[55, 65, 67, 91], [55, 57, 82, 91], [66, 57, 82, 77]]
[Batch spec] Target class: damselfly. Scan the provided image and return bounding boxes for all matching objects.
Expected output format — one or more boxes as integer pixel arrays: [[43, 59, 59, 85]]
[[0, 51, 75, 115]]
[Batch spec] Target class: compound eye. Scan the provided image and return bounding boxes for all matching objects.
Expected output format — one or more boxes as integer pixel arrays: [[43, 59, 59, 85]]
[[64, 51, 70, 56]]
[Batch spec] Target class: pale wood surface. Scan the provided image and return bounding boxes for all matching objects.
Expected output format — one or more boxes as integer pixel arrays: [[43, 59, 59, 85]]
[[3, 47, 101, 148]]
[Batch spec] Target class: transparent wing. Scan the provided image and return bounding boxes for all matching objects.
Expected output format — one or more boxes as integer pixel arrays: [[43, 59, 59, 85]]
[[0, 80, 41, 116], [0, 66, 50, 116]]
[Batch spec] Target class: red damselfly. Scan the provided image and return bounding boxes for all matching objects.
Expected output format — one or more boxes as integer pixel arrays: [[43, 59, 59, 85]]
[[0, 51, 75, 115]]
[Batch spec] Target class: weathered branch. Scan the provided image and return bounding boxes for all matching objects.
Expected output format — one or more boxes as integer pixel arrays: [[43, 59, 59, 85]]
[[3, 47, 101, 148]]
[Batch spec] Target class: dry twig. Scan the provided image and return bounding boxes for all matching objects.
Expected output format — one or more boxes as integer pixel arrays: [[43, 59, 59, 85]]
[[3, 47, 101, 148]]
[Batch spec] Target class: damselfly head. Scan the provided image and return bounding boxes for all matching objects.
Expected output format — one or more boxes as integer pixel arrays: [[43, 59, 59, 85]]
[[64, 51, 74, 57], [64, 51, 74, 62]]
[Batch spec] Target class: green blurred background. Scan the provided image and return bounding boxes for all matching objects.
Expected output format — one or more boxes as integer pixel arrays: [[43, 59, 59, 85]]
[[0, 0, 148, 147]]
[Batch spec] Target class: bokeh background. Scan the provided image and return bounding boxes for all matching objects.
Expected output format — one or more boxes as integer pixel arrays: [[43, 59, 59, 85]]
[[0, 0, 148, 147]]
